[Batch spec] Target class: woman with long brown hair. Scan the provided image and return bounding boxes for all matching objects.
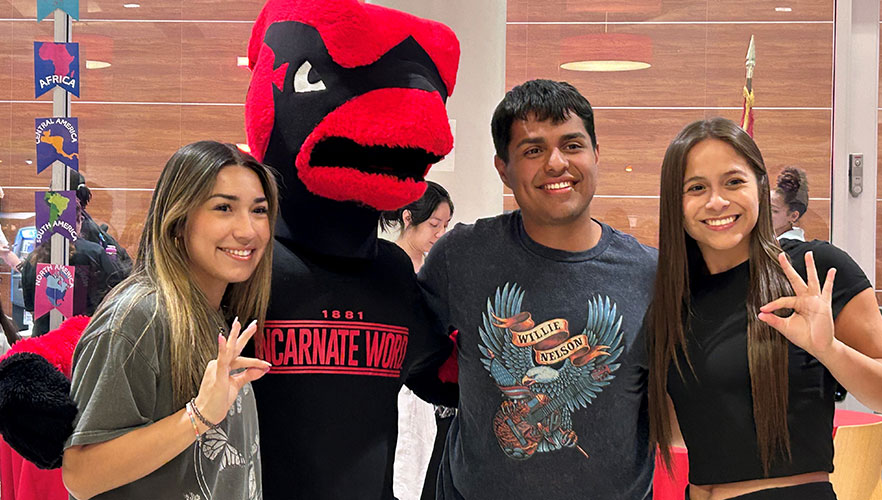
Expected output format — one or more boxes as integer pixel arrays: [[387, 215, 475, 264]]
[[62, 141, 278, 500], [648, 117, 882, 499]]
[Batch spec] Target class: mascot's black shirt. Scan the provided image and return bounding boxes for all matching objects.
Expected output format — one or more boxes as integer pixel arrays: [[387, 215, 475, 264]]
[[251, 238, 455, 500]]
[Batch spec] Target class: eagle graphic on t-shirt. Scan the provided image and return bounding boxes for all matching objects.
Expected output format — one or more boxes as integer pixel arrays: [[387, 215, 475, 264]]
[[478, 283, 624, 460]]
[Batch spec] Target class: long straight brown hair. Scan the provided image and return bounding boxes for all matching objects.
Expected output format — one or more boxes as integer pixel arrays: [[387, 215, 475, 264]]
[[648, 118, 793, 475], [96, 141, 279, 407]]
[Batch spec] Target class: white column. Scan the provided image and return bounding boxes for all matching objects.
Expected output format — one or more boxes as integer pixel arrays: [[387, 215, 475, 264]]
[[831, 0, 880, 412], [49, 9, 73, 331], [366, 0, 506, 223]]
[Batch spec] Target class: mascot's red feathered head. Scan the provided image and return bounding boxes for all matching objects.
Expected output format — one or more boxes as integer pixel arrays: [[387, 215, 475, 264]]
[[245, 0, 459, 211]]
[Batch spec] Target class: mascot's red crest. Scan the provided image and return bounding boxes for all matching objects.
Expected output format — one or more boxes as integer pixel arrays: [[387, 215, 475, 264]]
[[246, 0, 459, 211]]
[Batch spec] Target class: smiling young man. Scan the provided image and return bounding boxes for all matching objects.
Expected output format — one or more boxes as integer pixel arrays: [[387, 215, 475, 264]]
[[418, 79, 658, 499]]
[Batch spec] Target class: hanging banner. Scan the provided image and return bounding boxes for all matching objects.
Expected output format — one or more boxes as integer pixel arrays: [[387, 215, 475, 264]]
[[35, 190, 78, 244], [34, 263, 75, 319], [34, 42, 80, 98], [35, 117, 79, 173], [36, 0, 79, 21]]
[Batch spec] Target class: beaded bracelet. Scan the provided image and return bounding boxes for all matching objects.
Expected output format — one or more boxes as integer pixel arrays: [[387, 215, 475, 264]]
[[189, 398, 221, 431], [184, 401, 200, 438]]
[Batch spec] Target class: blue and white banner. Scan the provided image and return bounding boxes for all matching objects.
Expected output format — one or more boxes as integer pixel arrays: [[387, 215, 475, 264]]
[[37, 0, 79, 21], [35, 117, 79, 173], [34, 42, 80, 98]]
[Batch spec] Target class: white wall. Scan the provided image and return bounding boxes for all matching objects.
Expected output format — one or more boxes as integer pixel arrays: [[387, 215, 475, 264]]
[[367, 0, 506, 224]]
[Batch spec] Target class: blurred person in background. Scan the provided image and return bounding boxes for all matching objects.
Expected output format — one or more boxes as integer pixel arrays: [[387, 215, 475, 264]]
[[771, 167, 808, 242], [68, 171, 133, 276], [381, 180, 454, 500], [20, 199, 124, 337]]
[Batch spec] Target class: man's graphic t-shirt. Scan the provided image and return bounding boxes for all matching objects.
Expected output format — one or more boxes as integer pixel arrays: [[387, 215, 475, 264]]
[[419, 212, 657, 499]]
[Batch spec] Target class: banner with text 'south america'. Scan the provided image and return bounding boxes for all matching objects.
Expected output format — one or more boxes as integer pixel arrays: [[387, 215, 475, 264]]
[[34, 190, 78, 244]]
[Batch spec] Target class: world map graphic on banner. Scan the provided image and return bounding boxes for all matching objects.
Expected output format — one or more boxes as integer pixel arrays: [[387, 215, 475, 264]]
[[34, 263, 75, 319], [34, 190, 78, 244], [35, 117, 79, 173], [34, 42, 80, 98]]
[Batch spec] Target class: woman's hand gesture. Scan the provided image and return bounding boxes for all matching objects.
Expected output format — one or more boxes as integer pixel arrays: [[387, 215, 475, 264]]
[[193, 318, 271, 428], [758, 251, 839, 358]]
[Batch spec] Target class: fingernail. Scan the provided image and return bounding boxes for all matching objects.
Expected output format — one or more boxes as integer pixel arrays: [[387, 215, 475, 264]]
[[233, 315, 239, 325], [249, 319, 258, 329]]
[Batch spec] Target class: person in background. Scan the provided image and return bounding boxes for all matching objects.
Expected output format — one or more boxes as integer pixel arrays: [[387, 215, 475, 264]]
[[771, 166, 809, 242], [62, 141, 277, 500], [20, 200, 124, 337], [68, 170, 134, 277], [648, 117, 882, 500], [381, 180, 454, 500]]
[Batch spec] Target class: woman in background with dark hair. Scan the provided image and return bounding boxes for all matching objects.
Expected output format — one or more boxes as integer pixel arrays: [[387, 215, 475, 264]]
[[381, 180, 454, 500], [647, 117, 882, 499], [771, 167, 809, 241], [381, 180, 454, 273]]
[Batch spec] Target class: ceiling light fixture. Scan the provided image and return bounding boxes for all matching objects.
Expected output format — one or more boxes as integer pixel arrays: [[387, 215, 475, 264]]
[[560, 33, 652, 72], [775, 6, 792, 12], [123, 3, 141, 8], [237, 56, 249, 67], [236, 143, 252, 153], [85, 60, 111, 69]]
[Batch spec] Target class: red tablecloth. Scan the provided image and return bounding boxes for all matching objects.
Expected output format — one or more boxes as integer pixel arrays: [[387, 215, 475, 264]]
[[652, 409, 882, 500]]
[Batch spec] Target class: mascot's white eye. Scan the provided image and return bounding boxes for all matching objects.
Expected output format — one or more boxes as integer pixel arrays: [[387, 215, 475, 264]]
[[293, 60, 326, 93]]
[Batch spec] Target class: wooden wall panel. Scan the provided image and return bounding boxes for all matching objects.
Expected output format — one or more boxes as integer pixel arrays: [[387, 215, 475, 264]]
[[180, 22, 251, 102], [0, 102, 245, 190], [506, 23, 833, 108], [0, 187, 150, 273], [0, 102, 54, 186], [9, 0, 261, 21], [508, 0, 834, 23], [3, 21, 251, 104]]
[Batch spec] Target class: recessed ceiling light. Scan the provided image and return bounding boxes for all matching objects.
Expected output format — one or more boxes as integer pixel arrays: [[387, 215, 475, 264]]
[[625, 165, 633, 172], [123, 3, 141, 7], [86, 60, 112, 69], [25, 159, 33, 165], [236, 143, 252, 153], [237, 56, 249, 67], [775, 6, 792, 12], [560, 34, 653, 73]]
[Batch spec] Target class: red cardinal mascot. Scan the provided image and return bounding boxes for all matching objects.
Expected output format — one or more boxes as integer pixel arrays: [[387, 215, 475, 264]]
[[245, 0, 460, 498]]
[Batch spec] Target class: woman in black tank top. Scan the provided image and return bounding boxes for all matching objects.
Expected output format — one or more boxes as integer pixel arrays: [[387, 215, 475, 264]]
[[646, 117, 882, 500]]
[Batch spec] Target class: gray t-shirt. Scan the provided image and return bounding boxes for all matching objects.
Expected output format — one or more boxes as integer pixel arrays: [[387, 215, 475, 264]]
[[419, 212, 657, 499], [66, 287, 261, 500]]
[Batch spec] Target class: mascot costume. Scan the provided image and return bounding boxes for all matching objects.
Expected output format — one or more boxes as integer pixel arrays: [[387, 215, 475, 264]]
[[245, 0, 459, 498]]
